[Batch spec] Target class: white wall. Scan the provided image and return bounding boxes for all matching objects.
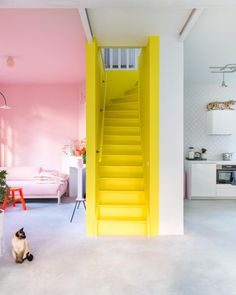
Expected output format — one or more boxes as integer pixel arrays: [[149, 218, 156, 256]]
[[184, 82, 236, 160], [159, 36, 184, 235]]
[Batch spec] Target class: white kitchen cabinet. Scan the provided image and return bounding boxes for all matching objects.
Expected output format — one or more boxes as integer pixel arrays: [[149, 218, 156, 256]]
[[187, 163, 216, 198], [216, 184, 236, 198], [207, 110, 236, 135]]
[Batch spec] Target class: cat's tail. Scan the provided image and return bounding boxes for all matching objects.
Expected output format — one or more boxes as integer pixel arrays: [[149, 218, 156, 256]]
[[25, 252, 34, 262]]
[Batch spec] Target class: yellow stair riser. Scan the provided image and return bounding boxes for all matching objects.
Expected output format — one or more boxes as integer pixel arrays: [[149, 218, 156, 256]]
[[98, 205, 147, 218], [103, 135, 141, 145], [101, 155, 143, 166], [106, 102, 138, 111], [97, 220, 147, 236], [103, 145, 142, 155], [99, 166, 143, 178], [105, 110, 139, 118], [100, 178, 144, 190], [104, 126, 140, 136], [105, 118, 139, 127], [98, 191, 146, 204]]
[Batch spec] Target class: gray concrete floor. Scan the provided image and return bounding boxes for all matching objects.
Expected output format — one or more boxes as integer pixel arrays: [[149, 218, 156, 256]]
[[0, 199, 236, 295]]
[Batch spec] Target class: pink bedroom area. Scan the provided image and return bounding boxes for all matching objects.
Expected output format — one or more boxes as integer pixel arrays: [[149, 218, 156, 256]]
[[0, 9, 86, 213]]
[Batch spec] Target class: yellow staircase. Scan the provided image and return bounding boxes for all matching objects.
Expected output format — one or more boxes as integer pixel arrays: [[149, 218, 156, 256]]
[[97, 89, 148, 235]]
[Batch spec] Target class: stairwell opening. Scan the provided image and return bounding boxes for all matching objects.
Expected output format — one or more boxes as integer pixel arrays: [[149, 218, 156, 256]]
[[101, 48, 141, 70], [86, 38, 159, 236]]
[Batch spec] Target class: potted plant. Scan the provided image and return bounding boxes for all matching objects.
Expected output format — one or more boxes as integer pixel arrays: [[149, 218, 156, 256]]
[[201, 148, 207, 160]]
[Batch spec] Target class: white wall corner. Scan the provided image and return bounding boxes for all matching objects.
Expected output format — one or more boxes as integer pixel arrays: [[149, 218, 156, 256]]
[[78, 8, 93, 43], [179, 9, 203, 42], [159, 36, 184, 235]]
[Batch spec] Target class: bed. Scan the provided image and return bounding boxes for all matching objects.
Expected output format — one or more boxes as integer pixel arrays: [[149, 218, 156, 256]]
[[1, 166, 68, 204]]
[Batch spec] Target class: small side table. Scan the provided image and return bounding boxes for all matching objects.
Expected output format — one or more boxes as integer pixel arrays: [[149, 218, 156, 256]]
[[70, 198, 86, 223], [2, 187, 27, 210]]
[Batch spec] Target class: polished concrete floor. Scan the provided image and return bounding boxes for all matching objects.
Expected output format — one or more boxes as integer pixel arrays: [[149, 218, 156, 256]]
[[0, 199, 236, 295]]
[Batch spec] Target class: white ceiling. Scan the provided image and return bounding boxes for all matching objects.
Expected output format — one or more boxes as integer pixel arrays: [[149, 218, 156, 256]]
[[88, 8, 191, 46], [185, 7, 236, 83], [0, 0, 236, 8]]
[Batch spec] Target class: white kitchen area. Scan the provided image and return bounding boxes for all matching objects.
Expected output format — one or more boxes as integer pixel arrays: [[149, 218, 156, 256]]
[[186, 160, 236, 199], [184, 12, 236, 203]]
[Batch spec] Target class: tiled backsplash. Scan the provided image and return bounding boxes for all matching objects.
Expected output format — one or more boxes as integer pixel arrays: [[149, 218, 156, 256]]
[[184, 82, 236, 160]]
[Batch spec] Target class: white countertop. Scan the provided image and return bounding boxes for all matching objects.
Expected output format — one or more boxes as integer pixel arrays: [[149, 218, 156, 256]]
[[185, 159, 236, 165]]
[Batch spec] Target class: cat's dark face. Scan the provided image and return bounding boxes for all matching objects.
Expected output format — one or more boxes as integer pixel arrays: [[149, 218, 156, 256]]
[[15, 228, 26, 239]]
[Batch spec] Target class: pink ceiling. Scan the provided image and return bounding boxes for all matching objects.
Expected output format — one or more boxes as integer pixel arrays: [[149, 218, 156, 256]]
[[0, 9, 86, 84]]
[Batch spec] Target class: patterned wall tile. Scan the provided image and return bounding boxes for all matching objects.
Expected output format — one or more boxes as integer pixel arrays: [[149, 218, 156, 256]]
[[184, 82, 236, 160]]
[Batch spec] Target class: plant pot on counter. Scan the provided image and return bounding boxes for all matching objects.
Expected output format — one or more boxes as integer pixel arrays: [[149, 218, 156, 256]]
[[201, 153, 207, 160]]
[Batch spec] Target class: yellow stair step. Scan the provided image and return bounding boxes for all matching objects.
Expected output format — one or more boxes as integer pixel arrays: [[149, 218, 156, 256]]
[[110, 95, 138, 104], [103, 135, 141, 145], [105, 110, 139, 118], [124, 86, 138, 95], [97, 218, 147, 236], [99, 177, 144, 190], [105, 118, 139, 127], [98, 190, 146, 204], [99, 165, 144, 178], [101, 155, 143, 166], [104, 126, 140, 136], [98, 204, 147, 218], [103, 144, 142, 155], [106, 102, 138, 111]]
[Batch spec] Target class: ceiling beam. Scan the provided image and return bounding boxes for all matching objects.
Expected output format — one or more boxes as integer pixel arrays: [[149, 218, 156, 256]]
[[179, 8, 203, 42], [78, 8, 93, 43]]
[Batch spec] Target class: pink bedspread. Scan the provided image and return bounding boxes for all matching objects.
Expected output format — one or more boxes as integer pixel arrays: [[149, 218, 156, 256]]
[[7, 180, 67, 196]]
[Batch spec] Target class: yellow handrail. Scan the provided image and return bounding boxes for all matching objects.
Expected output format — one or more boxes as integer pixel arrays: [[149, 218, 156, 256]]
[[99, 70, 107, 163]]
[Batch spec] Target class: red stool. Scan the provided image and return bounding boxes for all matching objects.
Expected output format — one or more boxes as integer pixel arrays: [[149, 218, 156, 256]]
[[2, 187, 27, 210]]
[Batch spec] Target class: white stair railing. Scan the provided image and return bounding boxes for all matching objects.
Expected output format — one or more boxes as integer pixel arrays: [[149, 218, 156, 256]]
[[102, 48, 140, 70]]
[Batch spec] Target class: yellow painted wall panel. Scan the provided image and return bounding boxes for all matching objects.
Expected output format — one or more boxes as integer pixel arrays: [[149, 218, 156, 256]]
[[106, 70, 138, 103], [138, 36, 159, 236], [86, 39, 106, 236]]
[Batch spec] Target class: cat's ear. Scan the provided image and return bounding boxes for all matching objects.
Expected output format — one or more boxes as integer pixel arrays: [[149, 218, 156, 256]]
[[19, 227, 24, 232]]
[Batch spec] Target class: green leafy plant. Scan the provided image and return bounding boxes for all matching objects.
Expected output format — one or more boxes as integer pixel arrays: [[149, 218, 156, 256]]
[[82, 151, 86, 164], [0, 170, 10, 204]]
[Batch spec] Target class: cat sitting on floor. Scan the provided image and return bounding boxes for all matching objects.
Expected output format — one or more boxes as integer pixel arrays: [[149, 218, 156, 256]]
[[12, 228, 34, 263]]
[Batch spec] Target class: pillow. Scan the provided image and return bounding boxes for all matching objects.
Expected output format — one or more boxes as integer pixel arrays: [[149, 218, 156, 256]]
[[6, 166, 42, 180], [40, 170, 69, 181]]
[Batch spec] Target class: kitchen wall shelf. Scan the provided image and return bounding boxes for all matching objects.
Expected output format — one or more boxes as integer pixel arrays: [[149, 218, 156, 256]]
[[207, 110, 236, 135]]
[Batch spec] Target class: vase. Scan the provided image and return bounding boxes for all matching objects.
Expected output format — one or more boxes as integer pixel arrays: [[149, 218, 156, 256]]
[[201, 153, 207, 160]]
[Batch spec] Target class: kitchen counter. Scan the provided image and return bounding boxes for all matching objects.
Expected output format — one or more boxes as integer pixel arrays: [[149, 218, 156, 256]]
[[185, 159, 236, 165], [185, 159, 236, 199]]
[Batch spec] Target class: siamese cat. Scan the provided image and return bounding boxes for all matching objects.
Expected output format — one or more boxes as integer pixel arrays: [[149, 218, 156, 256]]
[[12, 228, 33, 263]]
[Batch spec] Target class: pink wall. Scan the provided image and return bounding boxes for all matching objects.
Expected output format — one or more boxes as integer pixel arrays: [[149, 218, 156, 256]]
[[0, 84, 86, 170]]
